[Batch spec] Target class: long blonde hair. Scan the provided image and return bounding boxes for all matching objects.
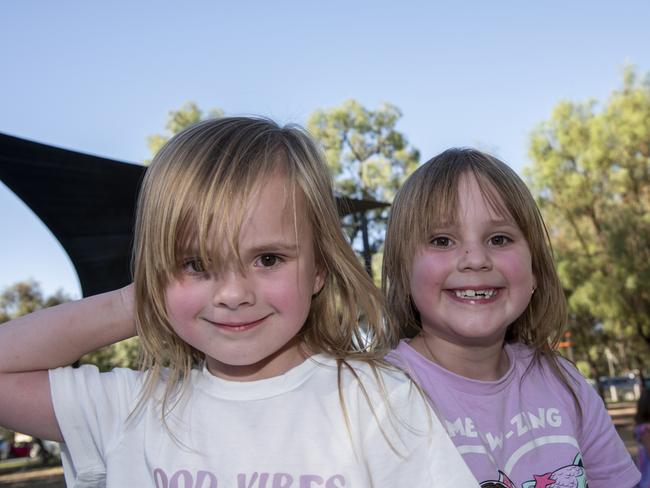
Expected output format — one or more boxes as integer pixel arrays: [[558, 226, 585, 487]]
[[132, 116, 393, 417], [383, 148, 579, 408]]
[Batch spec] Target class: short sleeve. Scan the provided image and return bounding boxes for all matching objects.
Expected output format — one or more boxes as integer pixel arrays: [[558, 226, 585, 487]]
[[49, 365, 142, 487], [358, 373, 478, 487], [566, 365, 640, 487]]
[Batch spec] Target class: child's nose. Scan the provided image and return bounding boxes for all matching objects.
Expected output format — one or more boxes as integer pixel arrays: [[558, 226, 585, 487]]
[[212, 270, 255, 309], [457, 242, 492, 271]]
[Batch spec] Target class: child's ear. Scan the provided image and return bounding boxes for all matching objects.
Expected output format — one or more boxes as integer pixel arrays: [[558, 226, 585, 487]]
[[313, 268, 326, 295], [532, 274, 537, 295]]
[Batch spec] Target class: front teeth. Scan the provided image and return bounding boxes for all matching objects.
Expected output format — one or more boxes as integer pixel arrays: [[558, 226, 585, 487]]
[[454, 289, 496, 299]]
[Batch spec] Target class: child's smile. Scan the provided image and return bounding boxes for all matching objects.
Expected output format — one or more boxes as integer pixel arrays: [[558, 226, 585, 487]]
[[202, 315, 271, 331], [447, 287, 500, 301]]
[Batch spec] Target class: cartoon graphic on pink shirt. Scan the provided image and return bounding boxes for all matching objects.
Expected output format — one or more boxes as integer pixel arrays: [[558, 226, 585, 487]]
[[479, 471, 517, 488], [480, 454, 587, 488]]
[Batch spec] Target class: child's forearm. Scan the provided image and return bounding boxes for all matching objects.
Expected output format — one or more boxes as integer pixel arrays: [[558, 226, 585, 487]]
[[0, 284, 136, 374]]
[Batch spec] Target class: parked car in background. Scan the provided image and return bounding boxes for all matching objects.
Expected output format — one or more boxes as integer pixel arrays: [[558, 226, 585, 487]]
[[599, 374, 642, 402], [2, 433, 61, 460], [10, 443, 32, 458]]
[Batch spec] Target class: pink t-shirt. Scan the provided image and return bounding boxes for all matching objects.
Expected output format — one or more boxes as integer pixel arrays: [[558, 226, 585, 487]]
[[388, 341, 640, 488]]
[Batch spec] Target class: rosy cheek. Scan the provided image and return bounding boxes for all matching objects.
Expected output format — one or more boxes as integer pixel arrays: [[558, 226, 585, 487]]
[[165, 282, 200, 322], [412, 256, 444, 288], [497, 252, 535, 288], [263, 281, 295, 309]]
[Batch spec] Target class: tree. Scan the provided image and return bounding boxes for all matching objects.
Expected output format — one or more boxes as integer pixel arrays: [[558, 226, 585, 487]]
[[147, 101, 224, 160], [526, 66, 650, 376], [0, 280, 68, 322], [307, 100, 420, 276]]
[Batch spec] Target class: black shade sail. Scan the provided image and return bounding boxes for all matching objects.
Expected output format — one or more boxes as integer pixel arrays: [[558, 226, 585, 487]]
[[0, 133, 388, 297]]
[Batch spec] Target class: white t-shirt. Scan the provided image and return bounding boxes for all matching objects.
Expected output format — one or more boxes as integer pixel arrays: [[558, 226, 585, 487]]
[[50, 355, 478, 487]]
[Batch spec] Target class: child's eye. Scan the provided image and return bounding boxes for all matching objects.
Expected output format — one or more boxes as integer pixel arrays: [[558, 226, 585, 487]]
[[430, 236, 454, 248], [254, 254, 282, 268], [182, 258, 207, 274], [489, 235, 512, 247]]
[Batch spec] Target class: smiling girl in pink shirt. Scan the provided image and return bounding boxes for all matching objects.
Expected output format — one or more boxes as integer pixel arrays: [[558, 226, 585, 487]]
[[384, 148, 639, 487]]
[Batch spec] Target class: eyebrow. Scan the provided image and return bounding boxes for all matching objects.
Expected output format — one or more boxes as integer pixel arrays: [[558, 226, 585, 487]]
[[486, 218, 518, 226], [182, 237, 300, 252], [181, 243, 301, 259], [432, 218, 518, 228], [245, 241, 300, 255]]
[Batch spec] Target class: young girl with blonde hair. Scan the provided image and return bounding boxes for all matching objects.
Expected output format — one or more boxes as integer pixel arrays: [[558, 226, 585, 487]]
[[384, 148, 639, 487], [0, 119, 477, 487]]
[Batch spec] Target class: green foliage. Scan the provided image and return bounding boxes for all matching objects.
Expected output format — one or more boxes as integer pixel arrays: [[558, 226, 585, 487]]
[[526, 66, 650, 374], [307, 99, 419, 203], [147, 101, 224, 161], [80, 337, 140, 372], [307, 100, 420, 273], [0, 280, 68, 323]]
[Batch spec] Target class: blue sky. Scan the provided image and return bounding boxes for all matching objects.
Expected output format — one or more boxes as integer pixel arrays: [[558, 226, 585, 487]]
[[1, 1, 649, 299]]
